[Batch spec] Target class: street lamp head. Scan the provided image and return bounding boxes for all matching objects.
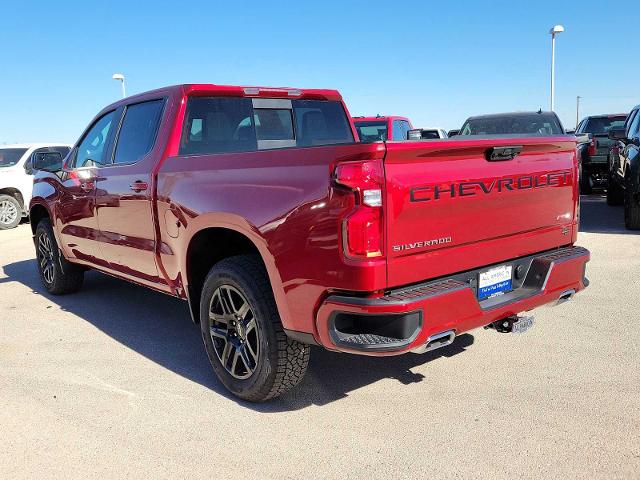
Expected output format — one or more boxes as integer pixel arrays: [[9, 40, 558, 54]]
[[112, 73, 125, 81], [549, 25, 565, 35]]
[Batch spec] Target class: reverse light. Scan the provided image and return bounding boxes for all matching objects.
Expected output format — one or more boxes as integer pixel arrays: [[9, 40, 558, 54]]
[[334, 160, 384, 259]]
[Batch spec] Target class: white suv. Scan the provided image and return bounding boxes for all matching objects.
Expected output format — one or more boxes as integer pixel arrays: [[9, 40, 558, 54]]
[[0, 144, 71, 229]]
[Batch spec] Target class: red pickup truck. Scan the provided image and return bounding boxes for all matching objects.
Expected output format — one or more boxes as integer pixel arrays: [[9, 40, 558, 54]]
[[30, 84, 590, 401]]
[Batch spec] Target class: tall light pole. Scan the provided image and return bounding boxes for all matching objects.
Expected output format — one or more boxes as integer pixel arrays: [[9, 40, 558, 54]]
[[549, 25, 564, 112], [576, 95, 581, 127], [112, 73, 126, 98]]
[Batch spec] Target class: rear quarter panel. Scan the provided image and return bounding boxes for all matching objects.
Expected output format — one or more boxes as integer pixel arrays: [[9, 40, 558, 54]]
[[156, 142, 387, 333]]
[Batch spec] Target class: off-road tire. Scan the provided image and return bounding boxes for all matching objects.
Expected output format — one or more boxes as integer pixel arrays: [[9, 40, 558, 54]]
[[624, 176, 640, 230], [35, 219, 84, 294], [200, 255, 310, 401], [0, 194, 22, 230]]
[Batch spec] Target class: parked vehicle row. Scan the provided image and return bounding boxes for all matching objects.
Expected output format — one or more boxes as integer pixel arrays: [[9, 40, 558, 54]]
[[606, 105, 640, 229], [28, 83, 589, 401], [0, 144, 70, 229]]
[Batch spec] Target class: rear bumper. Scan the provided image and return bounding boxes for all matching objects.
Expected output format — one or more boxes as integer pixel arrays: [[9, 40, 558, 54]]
[[315, 246, 590, 356]]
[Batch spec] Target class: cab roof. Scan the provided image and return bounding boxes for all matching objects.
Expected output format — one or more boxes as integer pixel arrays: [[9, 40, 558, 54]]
[[102, 83, 343, 112], [352, 115, 411, 123]]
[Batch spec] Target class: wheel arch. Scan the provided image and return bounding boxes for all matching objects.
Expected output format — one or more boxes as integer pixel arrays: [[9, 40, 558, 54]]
[[28, 202, 52, 235], [0, 187, 26, 212], [182, 222, 290, 328]]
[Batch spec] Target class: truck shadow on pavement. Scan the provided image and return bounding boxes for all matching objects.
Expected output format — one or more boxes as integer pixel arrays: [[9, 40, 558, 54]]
[[579, 194, 638, 235], [2, 259, 474, 411]]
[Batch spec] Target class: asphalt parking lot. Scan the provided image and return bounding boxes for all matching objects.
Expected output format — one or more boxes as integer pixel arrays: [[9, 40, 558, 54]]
[[1, 195, 638, 479]]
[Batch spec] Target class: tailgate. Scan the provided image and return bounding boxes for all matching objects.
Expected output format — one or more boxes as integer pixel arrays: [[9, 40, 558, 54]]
[[384, 137, 578, 287], [593, 134, 613, 157]]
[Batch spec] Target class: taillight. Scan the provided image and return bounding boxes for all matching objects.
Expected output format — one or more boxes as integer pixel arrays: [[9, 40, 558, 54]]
[[588, 137, 597, 156], [334, 160, 384, 259]]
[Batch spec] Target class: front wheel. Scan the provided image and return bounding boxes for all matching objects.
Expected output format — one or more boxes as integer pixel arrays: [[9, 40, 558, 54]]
[[0, 195, 22, 230], [200, 255, 310, 401], [35, 219, 84, 294]]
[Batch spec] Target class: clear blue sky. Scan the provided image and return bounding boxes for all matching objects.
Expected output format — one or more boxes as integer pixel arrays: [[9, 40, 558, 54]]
[[2, 0, 638, 144]]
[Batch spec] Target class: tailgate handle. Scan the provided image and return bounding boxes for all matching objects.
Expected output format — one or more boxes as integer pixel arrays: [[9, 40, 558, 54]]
[[485, 146, 523, 161]]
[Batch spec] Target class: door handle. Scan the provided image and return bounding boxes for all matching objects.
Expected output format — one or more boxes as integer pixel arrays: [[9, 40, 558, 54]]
[[130, 181, 148, 192]]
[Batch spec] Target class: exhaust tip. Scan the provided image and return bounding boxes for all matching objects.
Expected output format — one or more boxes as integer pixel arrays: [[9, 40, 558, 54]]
[[411, 330, 455, 354], [556, 289, 576, 305]]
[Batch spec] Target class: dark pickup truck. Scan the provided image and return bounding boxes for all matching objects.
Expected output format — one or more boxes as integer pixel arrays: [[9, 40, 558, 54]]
[[607, 105, 640, 229], [30, 84, 589, 400], [575, 114, 627, 194]]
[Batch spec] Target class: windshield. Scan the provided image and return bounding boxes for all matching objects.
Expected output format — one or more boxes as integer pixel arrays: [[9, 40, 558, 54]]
[[0, 148, 28, 168], [460, 114, 564, 136], [354, 121, 388, 142], [583, 116, 627, 135]]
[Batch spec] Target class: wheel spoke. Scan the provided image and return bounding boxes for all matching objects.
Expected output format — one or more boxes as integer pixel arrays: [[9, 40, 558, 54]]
[[220, 340, 233, 369], [231, 349, 240, 375], [221, 287, 236, 314], [236, 301, 250, 320], [209, 311, 229, 324], [245, 340, 258, 362], [209, 325, 227, 340], [244, 317, 257, 334], [238, 346, 253, 371]]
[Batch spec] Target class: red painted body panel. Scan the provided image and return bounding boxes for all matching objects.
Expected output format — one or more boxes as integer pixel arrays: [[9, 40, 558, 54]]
[[30, 83, 589, 356], [383, 137, 579, 287]]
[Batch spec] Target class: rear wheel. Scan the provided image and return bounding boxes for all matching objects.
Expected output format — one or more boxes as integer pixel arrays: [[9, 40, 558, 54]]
[[35, 219, 84, 294], [0, 195, 21, 230], [624, 175, 640, 230], [200, 255, 310, 401], [606, 174, 624, 205], [580, 169, 593, 195]]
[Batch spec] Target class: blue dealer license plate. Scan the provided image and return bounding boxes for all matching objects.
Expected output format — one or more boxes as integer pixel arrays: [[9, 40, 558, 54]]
[[478, 265, 513, 300]]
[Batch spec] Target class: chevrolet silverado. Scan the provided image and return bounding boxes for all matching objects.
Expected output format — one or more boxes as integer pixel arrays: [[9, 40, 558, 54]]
[[30, 84, 590, 401]]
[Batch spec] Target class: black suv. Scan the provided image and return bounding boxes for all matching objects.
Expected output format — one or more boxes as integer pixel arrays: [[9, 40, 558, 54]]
[[575, 114, 627, 194], [607, 105, 640, 229]]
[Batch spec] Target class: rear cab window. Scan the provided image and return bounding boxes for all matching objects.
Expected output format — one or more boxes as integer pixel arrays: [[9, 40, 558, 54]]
[[354, 121, 387, 142], [392, 120, 411, 141], [179, 96, 353, 155], [583, 116, 627, 135], [460, 114, 564, 136]]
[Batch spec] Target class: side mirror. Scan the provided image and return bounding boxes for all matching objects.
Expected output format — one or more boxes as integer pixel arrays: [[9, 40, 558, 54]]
[[24, 158, 34, 175], [608, 128, 627, 141], [565, 129, 575, 135], [407, 129, 423, 140], [33, 151, 64, 172]]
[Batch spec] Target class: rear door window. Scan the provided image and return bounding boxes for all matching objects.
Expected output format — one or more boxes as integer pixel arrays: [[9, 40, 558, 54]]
[[180, 97, 257, 155], [113, 99, 165, 165]]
